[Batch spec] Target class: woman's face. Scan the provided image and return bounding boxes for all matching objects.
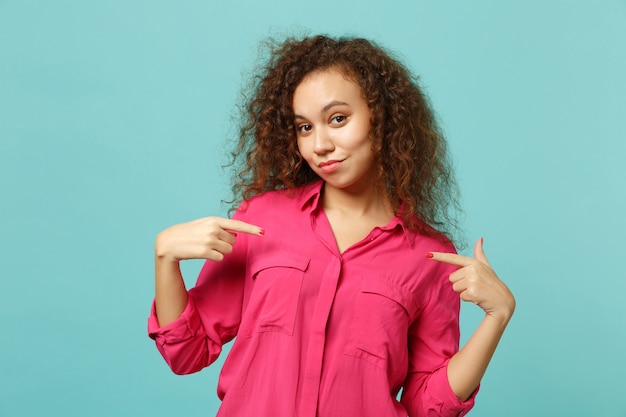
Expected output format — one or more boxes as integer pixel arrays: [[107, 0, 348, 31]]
[[293, 68, 377, 194]]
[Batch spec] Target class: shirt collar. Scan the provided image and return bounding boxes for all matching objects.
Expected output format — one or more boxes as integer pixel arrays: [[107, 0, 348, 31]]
[[296, 180, 415, 246], [298, 180, 324, 212]]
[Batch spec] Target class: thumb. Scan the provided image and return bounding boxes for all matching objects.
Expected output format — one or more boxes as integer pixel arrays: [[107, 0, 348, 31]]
[[474, 237, 491, 266]]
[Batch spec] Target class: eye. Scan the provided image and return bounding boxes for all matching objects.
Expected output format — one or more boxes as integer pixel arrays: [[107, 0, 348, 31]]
[[295, 123, 312, 135], [330, 115, 347, 125]]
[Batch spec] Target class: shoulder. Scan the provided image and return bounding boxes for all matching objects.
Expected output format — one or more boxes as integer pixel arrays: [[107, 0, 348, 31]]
[[233, 182, 321, 222], [406, 217, 457, 255], [403, 226, 458, 288]]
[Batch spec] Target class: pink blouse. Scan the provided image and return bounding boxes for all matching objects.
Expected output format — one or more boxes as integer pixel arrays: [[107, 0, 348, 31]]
[[148, 181, 476, 417]]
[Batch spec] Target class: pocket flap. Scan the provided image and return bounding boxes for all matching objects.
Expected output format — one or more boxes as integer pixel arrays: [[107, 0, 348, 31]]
[[250, 253, 310, 279], [361, 279, 418, 318]]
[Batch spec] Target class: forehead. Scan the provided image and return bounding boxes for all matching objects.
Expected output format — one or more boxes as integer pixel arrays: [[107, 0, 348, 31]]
[[292, 68, 364, 111]]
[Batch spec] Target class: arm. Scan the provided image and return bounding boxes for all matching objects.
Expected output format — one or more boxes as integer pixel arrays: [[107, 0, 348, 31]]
[[400, 255, 476, 417], [153, 217, 264, 326], [154, 255, 188, 327], [428, 238, 516, 401], [447, 313, 511, 400], [149, 216, 263, 374]]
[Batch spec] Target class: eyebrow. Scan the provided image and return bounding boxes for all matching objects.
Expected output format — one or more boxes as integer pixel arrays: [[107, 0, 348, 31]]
[[294, 100, 349, 120]]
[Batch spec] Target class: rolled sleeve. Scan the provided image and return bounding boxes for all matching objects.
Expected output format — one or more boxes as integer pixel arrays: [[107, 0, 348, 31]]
[[402, 361, 477, 417], [147, 298, 216, 375], [148, 298, 201, 345], [423, 362, 477, 416]]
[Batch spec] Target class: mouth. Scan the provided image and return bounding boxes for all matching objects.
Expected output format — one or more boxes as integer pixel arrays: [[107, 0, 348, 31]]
[[318, 159, 344, 174]]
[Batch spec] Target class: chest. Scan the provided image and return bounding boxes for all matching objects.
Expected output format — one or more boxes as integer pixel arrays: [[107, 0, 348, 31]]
[[324, 210, 392, 254]]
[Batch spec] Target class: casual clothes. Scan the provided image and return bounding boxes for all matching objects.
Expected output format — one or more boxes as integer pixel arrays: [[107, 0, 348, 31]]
[[148, 181, 476, 417]]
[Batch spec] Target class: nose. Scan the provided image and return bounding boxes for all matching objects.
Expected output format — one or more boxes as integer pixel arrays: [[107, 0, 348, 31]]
[[313, 128, 335, 155]]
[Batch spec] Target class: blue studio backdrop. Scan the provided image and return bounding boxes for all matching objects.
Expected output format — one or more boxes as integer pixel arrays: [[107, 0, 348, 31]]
[[1, 1, 625, 416]]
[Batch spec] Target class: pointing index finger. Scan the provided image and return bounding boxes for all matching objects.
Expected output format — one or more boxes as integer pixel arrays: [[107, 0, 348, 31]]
[[426, 251, 473, 267], [220, 218, 265, 236]]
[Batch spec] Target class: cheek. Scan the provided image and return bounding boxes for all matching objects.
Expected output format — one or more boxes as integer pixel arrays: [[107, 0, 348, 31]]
[[296, 139, 310, 159]]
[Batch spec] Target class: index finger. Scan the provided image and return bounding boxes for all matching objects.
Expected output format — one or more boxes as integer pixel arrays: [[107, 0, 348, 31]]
[[426, 251, 473, 267], [219, 218, 265, 236]]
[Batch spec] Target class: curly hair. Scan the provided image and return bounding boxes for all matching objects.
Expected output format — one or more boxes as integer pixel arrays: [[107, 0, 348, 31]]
[[228, 34, 463, 244]]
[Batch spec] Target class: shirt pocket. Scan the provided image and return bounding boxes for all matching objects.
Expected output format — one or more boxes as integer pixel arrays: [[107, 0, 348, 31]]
[[344, 279, 416, 369], [245, 254, 309, 336]]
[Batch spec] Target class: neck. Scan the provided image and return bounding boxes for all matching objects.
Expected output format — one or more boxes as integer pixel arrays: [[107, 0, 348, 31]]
[[321, 181, 394, 220]]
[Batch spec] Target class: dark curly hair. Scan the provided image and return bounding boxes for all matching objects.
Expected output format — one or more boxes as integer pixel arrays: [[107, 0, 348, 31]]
[[228, 34, 463, 244]]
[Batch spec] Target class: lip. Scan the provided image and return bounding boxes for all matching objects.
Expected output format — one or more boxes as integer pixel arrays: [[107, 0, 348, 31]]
[[318, 159, 344, 174]]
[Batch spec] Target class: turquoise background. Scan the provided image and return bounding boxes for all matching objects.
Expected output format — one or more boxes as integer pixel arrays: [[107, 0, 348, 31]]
[[1, 0, 625, 416]]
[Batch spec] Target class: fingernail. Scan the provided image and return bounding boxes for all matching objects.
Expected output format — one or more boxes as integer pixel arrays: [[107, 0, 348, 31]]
[[259, 228, 265, 236], [480, 237, 484, 245], [425, 252, 434, 259]]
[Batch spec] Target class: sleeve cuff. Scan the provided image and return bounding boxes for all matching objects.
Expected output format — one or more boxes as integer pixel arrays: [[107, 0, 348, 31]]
[[147, 298, 201, 345], [426, 363, 478, 416]]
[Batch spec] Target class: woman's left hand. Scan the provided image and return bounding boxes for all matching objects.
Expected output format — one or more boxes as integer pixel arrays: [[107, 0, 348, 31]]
[[428, 238, 516, 322]]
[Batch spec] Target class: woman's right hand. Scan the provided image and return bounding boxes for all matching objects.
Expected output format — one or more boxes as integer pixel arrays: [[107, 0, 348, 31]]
[[155, 216, 264, 263], [153, 217, 263, 327]]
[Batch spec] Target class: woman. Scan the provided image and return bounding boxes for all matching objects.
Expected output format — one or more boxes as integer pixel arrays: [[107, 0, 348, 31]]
[[148, 35, 515, 417]]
